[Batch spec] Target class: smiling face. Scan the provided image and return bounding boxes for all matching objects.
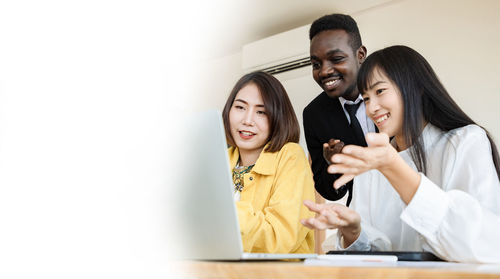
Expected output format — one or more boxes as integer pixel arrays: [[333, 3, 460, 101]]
[[229, 83, 270, 163], [361, 68, 405, 143], [310, 29, 366, 100]]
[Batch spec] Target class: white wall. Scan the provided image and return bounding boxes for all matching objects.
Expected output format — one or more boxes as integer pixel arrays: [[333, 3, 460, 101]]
[[355, 0, 500, 142], [193, 52, 244, 112], [204, 0, 500, 144]]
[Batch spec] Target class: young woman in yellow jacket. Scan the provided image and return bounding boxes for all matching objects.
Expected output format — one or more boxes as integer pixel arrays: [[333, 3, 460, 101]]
[[221, 71, 315, 254]]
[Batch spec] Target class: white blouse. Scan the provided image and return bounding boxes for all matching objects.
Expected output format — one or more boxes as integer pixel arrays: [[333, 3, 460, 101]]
[[337, 124, 500, 263]]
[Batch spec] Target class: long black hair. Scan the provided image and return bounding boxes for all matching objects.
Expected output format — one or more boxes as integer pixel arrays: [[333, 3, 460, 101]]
[[357, 45, 500, 179]]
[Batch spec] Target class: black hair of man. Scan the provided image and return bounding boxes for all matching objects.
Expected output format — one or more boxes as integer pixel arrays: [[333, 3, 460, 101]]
[[309, 14, 362, 52]]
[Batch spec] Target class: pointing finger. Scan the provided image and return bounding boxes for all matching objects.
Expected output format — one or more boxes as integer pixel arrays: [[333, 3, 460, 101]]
[[333, 174, 355, 189], [303, 200, 323, 213]]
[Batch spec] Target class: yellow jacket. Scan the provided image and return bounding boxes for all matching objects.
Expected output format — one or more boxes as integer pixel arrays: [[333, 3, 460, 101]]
[[228, 142, 315, 253]]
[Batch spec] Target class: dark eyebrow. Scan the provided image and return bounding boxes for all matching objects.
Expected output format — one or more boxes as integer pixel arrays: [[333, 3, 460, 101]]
[[234, 99, 247, 104], [234, 99, 265, 107], [326, 49, 345, 56], [368, 81, 387, 90], [310, 49, 345, 61]]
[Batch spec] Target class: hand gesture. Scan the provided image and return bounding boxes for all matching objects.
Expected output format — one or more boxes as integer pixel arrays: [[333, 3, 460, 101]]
[[328, 132, 399, 189], [323, 139, 345, 165], [301, 200, 361, 247]]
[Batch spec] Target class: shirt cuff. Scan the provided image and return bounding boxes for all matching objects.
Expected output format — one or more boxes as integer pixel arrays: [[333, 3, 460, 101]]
[[336, 228, 371, 251], [400, 174, 449, 239]]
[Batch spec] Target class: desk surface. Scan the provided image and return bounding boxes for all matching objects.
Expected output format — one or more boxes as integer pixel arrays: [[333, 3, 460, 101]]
[[177, 261, 500, 279]]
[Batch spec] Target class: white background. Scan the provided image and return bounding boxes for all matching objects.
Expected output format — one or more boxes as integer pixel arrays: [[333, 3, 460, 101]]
[[0, 1, 206, 278]]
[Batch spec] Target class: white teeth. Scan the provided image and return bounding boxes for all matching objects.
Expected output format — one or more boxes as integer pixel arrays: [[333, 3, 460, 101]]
[[376, 114, 389, 124], [241, 131, 254, 136], [325, 80, 339, 86]]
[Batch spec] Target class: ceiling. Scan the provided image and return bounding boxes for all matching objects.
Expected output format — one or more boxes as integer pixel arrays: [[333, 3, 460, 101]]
[[200, 0, 396, 59]]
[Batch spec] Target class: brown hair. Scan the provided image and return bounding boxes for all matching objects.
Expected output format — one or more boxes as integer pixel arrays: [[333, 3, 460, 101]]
[[222, 71, 299, 153]]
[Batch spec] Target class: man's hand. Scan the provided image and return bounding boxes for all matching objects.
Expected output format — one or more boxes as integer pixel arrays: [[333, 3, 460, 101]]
[[328, 132, 399, 189], [323, 139, 345, 165]]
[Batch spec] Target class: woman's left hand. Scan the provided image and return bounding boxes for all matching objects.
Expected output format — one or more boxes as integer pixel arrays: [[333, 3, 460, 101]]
[[328, 132, 399, 189], [301, 200, 361, 247]]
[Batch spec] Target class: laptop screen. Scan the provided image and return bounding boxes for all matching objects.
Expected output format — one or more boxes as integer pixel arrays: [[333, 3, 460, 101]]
[[175, 110, 244, 260]]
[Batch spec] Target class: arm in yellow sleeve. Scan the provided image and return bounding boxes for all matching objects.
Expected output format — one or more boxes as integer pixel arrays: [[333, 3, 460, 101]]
[[236, 143, 315, 253]]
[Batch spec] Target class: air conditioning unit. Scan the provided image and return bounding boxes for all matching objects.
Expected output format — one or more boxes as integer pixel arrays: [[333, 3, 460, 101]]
[[242, 24, 311, 75]]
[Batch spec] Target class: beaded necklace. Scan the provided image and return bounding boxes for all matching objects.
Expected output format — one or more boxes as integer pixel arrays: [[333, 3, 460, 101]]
[[232, 162, 255, 192]]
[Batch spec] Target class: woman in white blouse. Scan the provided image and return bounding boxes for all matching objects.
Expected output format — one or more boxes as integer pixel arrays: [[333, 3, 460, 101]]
[[301, 45, 500, 263]]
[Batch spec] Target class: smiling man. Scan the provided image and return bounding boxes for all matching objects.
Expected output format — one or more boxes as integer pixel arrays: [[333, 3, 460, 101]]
[[303, 14, 376, 205]]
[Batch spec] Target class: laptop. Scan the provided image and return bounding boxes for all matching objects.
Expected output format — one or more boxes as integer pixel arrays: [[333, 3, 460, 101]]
[[176, 110, 317, 260]]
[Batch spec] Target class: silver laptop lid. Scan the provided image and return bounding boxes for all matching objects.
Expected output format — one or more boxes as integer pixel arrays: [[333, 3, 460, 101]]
[[177, 110, 243, 260]]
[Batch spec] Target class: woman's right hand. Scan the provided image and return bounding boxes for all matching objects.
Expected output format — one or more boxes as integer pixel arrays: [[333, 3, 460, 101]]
[[301, 200, 361, 247]]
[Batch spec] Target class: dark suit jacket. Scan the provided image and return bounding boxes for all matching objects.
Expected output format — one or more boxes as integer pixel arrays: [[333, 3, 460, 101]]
[[303, 91, 366, 203]]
